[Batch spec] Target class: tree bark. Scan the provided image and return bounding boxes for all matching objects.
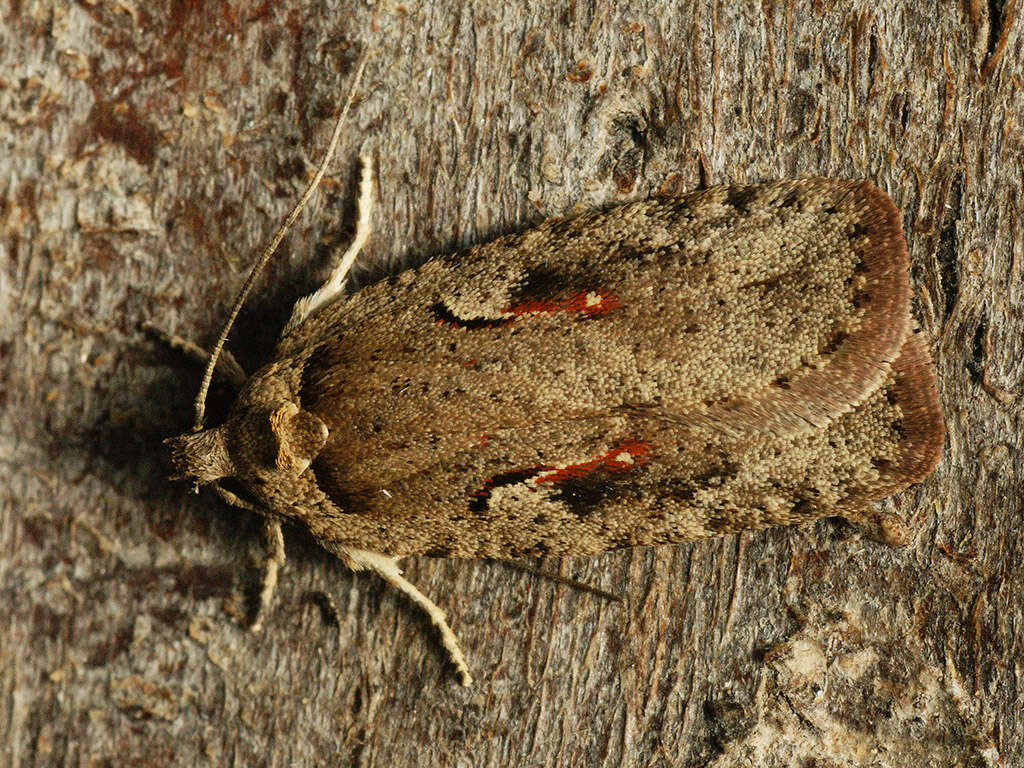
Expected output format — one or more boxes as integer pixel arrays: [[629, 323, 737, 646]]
[[2, 2, 1020, 766]]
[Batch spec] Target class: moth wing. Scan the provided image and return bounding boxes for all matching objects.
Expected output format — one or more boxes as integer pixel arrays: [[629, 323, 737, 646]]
[[298, 329, 942, 557], [288, 179, 909, 430], [272, 179, 940, 556]]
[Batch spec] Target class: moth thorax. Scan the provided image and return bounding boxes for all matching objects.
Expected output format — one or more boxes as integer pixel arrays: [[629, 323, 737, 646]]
[[268, 402, 329, 475], [165, 426, 234, 484]]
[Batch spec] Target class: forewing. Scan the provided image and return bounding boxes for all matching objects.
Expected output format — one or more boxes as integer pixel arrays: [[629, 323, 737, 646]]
[[273, 179, 936, 556]]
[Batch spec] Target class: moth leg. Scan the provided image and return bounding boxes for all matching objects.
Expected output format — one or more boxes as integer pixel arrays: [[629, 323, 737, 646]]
[[209, 484, 285, 632], [249, 518, 286, 633], [210, 483, 258, 511], [285, 148, 375, 330], [141, 321, 247, 390], [331, 546, 473, 687], [839, 504, 910, 547]]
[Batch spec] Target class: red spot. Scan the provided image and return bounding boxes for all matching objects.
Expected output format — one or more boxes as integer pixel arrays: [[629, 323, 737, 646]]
[[507, 290, 621, 319], [534, 441, 652, 485], [467, 440, 651, 512], [476, 433, 490, 446]]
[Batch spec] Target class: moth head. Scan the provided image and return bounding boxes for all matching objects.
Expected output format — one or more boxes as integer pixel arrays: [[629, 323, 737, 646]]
[[165, 426, 235, 485], [165, 402, 328, 485]]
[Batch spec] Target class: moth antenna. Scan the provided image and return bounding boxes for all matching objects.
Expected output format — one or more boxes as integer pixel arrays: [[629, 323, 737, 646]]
[[191, 47, 372, 431], [140, 321, 246, 390]]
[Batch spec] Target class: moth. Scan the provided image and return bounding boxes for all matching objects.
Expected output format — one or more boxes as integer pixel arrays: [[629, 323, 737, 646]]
[[159, 64, 943, 688]]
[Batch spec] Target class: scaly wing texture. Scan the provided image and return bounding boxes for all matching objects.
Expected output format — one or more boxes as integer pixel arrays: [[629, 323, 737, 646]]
[[245, 179, 942, 556]]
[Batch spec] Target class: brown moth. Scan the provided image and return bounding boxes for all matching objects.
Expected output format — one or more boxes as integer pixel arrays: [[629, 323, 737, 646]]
[[164, 168, 944, 686], [159, 45, 942, 689]]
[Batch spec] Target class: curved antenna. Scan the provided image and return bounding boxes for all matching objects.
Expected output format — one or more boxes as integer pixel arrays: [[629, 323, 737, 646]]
[[192, 48, 371, 431]]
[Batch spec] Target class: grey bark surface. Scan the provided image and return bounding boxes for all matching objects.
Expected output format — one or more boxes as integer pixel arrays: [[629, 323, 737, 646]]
[[1, 2, 1020, 766]]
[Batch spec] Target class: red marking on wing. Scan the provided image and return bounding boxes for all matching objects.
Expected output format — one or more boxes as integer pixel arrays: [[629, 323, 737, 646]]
[[506, 290, 621, 319], [467, 440, 651, 513], [533, 441, 652, 485]]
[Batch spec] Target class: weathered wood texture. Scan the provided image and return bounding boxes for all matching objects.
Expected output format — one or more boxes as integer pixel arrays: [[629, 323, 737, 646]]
[[2, 2, 1021, 766]]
